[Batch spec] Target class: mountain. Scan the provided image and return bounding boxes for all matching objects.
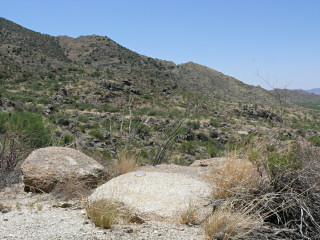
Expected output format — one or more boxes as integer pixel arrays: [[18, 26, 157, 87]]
[[0, 17, 281, 106], [305, 88, 320, 95], [2, 17, 320, 107]]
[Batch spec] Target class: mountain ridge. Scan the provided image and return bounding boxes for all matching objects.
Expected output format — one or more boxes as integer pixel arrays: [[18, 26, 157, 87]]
[[1, 17, 320, 106]]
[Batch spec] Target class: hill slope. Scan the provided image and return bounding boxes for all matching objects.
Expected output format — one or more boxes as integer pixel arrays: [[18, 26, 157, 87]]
[[0, 17, 283, 105]]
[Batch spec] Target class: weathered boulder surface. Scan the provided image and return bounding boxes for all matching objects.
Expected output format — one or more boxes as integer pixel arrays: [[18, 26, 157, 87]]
[[21, 147, 106, 192], [190, 157, 230, 167], [89, 171, 212, 221]]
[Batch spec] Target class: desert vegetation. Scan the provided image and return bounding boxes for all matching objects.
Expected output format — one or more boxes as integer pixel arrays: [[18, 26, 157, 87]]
[[0, 17, 320, 239]]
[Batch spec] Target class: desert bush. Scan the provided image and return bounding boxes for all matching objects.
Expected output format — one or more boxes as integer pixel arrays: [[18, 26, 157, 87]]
[[0, 111, 52, 148], [212, 157, 262, 199], [309, 135, 320, 147], [0, 133, 26, 189], [51, 178, 92, 201], [179, 141, 197, 155], [86, 199, 133, 229], [178, 202, 201, 225], [108, 151, 138, 178], [186, 120, 200, 130], [266, 152, 302, 178], [152, 118, 185, 165], [206, 144, 220, 158], [205, 203, 262, 240], [209, 141, 320, 239]]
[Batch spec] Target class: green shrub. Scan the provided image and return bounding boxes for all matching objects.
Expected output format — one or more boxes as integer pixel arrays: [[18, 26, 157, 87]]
[[266, 152, 302, 177], [89, 130, 105, 141], [63, 134, 75, 145], [210, 119, 220, 127], [78, 115, 89, 123], [101, 104, 118, 113], [1, 112, 52, 148], [186, 121, 200, 130], [206, 144, 220, 157], [179, 141, 197, 155], [309, 136, 320, 147]]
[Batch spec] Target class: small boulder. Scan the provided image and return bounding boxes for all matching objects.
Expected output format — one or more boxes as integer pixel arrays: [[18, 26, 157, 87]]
[[89, 171, 212, 221], [21, 147, 106, 193]]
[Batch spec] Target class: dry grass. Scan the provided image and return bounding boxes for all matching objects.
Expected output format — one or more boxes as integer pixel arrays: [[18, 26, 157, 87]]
[[108, 152, 138, 178], [86, 199, 134, 229], [15, 202, 22, 211], [178, 202, 200, 225], [207, 141, 320, 239], [204, 204, 262, 240], [212, 155, 262, 199], [51, 177, 92, 201], [117, 152, 138, 175], [37, 204, 43, 211]]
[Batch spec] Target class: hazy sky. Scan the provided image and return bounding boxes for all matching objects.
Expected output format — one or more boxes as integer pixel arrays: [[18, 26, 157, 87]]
[[1, 0, 320, 89]]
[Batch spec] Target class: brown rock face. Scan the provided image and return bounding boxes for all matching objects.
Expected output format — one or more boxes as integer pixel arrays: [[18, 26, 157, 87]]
[[21, 147, 106, 193]]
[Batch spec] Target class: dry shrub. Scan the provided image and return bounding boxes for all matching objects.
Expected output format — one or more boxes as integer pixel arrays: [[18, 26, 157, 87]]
[[52, 178, 92, 201], [178, 202, 200, 225], [86, 199, 133, 229], [117, 152, 138, 174], [208, 141, 320, 239], [109, 152, 138, 178], [205, 203, 262, 240], [212, 156, 262, 199], [0, 133, 25, 189]]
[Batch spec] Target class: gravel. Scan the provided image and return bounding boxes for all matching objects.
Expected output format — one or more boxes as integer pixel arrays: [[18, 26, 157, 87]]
[[0, 184, 205, 240]]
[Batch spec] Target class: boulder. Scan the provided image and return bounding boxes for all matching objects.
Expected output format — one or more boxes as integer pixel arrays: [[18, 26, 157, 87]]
[[21, 147, 106, 193], [89, 171, 212, 221], [191, 157, 230, 168]]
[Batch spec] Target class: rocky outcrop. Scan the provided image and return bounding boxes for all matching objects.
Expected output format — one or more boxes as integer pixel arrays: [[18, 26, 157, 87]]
[[89, 171, 212, 221], [236, 107, 282, 122], [21, 147, 106, 193]]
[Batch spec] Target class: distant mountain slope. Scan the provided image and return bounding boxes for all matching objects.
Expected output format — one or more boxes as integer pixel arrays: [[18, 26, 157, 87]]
[[305, 88, 320, 95], [282, 89, 320, 103], [171, 62, 276, 105], [0, 17, 317, 107]]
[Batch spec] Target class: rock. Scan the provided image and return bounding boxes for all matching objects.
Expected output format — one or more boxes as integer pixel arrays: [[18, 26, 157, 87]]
[[240, 107, 282, 122], [197, 133, 209, 142], [102, 81, 124, 91], [162, 88, 172, 94], [89, 171, 211, 221], [57, 118, 70, 126], [21, 147, 106, 193], [129, 88, 140, 95], [185, 129, 195, 141], [190, 157, 230, 167], [43, 105, 54, 115], [237, 130, 249, 135], [122, 79, 132, 86], [2, 208, 10, 214], [210, 131, 219, 138]]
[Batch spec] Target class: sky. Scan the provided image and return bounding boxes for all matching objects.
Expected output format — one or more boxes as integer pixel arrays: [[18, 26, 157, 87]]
[[1, 0, 320, 89]]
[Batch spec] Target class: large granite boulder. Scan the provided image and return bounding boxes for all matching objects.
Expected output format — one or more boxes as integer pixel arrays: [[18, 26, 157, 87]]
[[89, 171, 212, 221], [21, 147, 106, 192]]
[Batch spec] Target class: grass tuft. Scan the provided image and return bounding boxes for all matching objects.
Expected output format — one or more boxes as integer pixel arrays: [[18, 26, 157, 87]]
[[86, 199, 133, 229], [178, 202, 200, 225], [212, 156, 262, 199], [205, 204, 262, 240]]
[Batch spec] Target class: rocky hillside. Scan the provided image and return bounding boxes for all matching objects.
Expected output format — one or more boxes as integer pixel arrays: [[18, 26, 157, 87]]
[[0, 17, 282, 105], [0, 17, 320, 169]]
